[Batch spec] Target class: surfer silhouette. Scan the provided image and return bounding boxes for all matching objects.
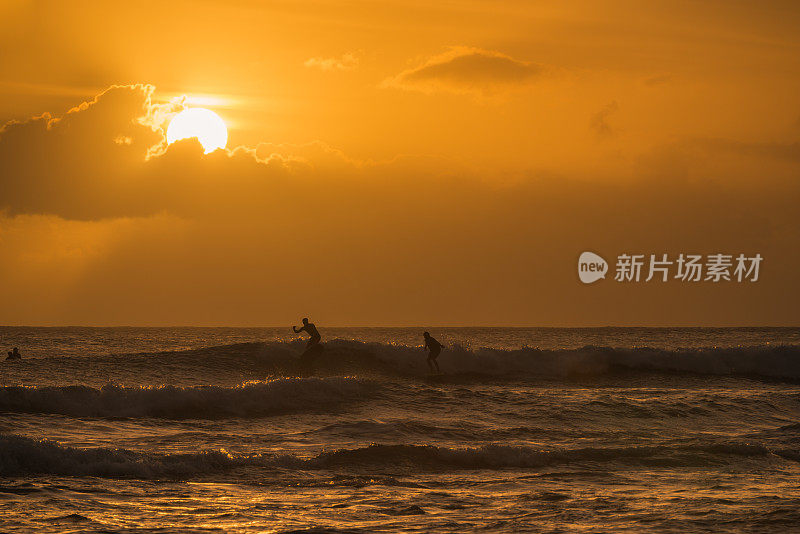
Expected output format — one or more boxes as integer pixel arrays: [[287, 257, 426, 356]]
[[293, 318, 323, 367], [424, 332, 443, 374], [5, 347, 21, 360], [293, 318, 321, 348]]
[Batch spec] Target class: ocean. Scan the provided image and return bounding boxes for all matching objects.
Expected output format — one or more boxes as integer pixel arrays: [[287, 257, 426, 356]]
[[1, 326, 800, 533]]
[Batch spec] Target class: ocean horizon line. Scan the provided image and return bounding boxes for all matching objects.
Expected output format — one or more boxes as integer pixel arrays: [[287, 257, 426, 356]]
[[1, 324, 798, 329]]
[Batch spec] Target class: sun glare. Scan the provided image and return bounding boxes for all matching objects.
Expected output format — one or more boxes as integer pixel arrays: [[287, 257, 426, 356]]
[[166, 107, 228, 153]]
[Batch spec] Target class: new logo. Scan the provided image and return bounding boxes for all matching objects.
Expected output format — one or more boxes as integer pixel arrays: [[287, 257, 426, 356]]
[[578, 251, 608, 284]]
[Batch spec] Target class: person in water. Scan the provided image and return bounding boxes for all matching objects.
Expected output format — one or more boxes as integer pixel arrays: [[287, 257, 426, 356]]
[[423, 332, 443, 373], [6, 347, 21, 360], [293, 318, 321, 349], [293, 318, 323, 370]]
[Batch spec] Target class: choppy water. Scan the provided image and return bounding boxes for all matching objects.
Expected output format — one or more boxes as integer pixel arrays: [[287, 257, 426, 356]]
[[2, 327, 800, 533]]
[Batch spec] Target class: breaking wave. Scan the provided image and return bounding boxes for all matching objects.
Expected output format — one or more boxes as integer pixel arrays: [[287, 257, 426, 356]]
[[2, 434, 797, 479], [0, 377, 374, 418], [162, 340, 800, 380], [6, 341, 800, 392], [409, 343, 800, 380]]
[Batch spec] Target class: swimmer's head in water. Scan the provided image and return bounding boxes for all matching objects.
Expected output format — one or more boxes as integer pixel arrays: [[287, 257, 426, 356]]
[[302, 318, 309, 325]]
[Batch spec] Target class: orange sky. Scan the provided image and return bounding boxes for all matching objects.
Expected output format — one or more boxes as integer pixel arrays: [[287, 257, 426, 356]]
[[0, 1, 798, 326]]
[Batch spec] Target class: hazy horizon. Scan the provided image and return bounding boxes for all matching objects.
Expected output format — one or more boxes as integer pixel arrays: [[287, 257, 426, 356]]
[[2, 323, 800, 329]]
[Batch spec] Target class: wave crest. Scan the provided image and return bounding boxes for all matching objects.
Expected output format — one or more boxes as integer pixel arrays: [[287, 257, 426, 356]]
[[0, 377, 373, 418], [322, 340, 800, 380], [2, 434, 796, 479]]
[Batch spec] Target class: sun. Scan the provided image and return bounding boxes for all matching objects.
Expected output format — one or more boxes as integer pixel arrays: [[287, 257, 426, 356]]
[[166, 108, 228, 153]]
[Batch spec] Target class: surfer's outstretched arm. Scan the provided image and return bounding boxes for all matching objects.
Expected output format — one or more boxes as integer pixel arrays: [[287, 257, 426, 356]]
[[292, 325, 304, 334]]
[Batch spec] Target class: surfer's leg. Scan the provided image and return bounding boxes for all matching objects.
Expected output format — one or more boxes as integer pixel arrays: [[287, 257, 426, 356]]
[[430, 349, 441, 373], [307, 335, 321, 349], [428, 352, 440, 373]]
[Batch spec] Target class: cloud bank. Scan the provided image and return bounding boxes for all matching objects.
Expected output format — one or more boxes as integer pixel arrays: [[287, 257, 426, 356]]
[[384, 47, 545, 94], [0, 85, 797, 326]]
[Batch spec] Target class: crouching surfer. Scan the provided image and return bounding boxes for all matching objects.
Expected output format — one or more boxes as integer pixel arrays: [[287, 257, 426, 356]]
[[423, 332, 443, 374], [5, 347, 21, 360], [293, 317, 324, 368]]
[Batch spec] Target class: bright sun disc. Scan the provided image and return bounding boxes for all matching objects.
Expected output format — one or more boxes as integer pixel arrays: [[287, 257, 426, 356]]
[[166, 108, 227, 153]]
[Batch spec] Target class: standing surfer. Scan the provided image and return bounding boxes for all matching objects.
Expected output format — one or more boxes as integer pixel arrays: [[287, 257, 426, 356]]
[[293, 318, 324, 370], [293, 318, 321, 349]]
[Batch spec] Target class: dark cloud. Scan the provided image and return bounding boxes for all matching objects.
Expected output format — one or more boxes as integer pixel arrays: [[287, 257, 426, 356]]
[[0, 85, 314, 220], [385, 47, 545, 94], [0, 84, 169, 218], [590, 101, 618, 139]]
